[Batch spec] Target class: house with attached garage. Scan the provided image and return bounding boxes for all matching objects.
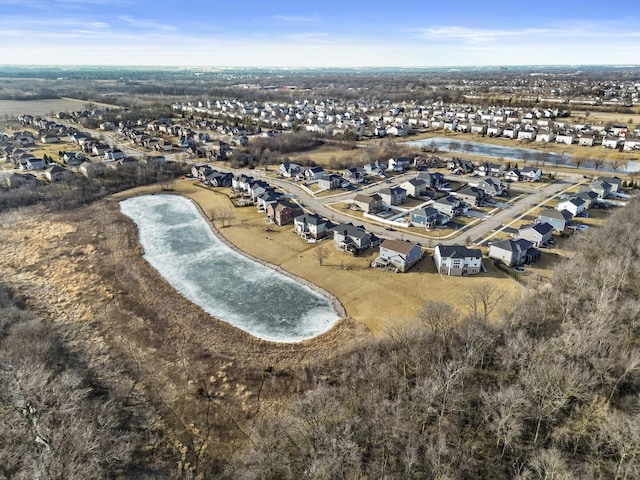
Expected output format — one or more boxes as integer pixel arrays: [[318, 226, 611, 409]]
[[294, 213, 334, 240], [279, 162, 302, 178], [373, 239, 423, 272], [477, 177, 505, 196], [538, 209, 573, 233], [521, 166, 542, 182], [477, 162, 504, 177], [455, 185, 488, 206], [557, 197, 586, 217], [448, 158, 475, 174], [26, 158, 47, 170], [232, 174, 254, 192], [333, 223, 380, 254], [433, 244, 483, 276], [593, 176, 621, 193], [267, 200, 302, 226], [410, 207, 451, 228], [504, 168, 523, 182], [388, 157, 412, 172], [352, 193, 383, 213], [602, 136, 623, 149], [400, 178, 428, 197], [303, 166, 325, 180], [45, 164, 68, 182], [342, 166, 366, 184], [488, 239, 539, 267], [378, 186, 407, 206], [363, 161, 387, 177], [317, 173, 344, 190], [578, 134, 596, 147], [433, 195, 465, 217], [575, 189, 599, 209], [417, 171, 447, 189], [517, 222, 554, 247], [589, 179, 612, 199], [205, 171, 234, 188]]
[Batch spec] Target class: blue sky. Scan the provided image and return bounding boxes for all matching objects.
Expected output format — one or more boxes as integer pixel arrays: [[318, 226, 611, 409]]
[[1, 0, 639, 67]]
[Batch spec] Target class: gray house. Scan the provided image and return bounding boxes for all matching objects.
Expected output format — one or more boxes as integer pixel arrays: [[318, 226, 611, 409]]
[[488, 239, 539, 266], [318, 174, 343, 190], [401, 178, 428, 197], [333, 223, 380, 254], [455, 186, 488, 206], [352, 193, 383, 213], [433, 195, 465, 217], [378, 186, 407, 206], [294, 214, 333, 240], [410, 207, 451, 228], [374, 239, 423, 272], [538, 209, 573, 233], [517, 222, 554, 247]]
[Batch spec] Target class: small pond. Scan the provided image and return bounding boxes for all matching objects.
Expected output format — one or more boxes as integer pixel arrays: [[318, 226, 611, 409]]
[[120, 194, 340, 342]]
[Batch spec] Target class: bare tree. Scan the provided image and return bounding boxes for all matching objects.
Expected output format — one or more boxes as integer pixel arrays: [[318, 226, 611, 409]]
[[314, 245, 328, 267], [462, 143, 472, 155], [592, 156, 606, 172], [448, 141, 461, 154], [463, 283, 505, 323], [571, 156, 586, 170], [417, 300, 459, 340]]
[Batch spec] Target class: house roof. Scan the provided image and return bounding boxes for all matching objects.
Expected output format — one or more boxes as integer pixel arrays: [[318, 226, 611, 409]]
[[436, 244, 482, 259], [521, 222, 554, 236], [353, 193, 381, 204], [490, 238, 533, 253], [412, 207, 440, 218], [539, 209, 572, 221], [381, 239, 420, 255], [294, 213, 328, 226], [335, 223, 369, 240]]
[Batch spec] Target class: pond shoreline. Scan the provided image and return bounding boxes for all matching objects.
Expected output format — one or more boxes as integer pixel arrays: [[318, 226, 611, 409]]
[[186, 195, 347, 320]]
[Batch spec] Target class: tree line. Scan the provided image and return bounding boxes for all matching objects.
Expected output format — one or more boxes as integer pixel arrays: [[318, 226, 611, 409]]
[[227, 196, 640, 479]]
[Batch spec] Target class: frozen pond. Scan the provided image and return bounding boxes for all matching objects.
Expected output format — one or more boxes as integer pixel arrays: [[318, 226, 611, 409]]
[[120, 194, 340, 342], [405, 137, 639, 173]]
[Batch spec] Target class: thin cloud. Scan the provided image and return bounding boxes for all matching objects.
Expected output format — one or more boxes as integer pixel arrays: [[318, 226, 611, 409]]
[[118, 15, 178, 32], [269, 14, 320, 23]]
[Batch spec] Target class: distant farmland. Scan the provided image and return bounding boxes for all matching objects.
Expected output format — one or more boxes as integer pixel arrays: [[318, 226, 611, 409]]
[[0, 97, 118, 117]]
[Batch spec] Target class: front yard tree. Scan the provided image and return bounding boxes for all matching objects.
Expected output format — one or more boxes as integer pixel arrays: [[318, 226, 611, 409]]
[[448, 141, 461, 154], [592, 156, 606, 171]]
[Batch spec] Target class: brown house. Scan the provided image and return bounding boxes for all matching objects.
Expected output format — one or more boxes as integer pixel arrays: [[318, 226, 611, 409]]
[[267, 200, 302, 226]]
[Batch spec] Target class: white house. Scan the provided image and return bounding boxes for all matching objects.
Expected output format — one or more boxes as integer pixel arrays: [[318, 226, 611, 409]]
[[521, 167, 542, 182], [433, 244, 483, 276], [557, 197, 586, 217]]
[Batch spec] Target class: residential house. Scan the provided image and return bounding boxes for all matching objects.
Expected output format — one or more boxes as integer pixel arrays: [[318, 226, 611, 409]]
[[317, 174, 343, 190], [539, 208, 573, 232], [249, 180, 271, 202], [333, 223, 380, 254], [448, 158, 475, 174], [342, 167, 366, 184], [205, 171, 234, 187], [256, 189, 282, 212], [352, 193, 383, 213], [555, 133, 576, 145], [477, 162, 504, 177], [535, 131, 556, 143], [26, 158, 47, 170], [375, 240, 423, 273], [594, 176, 621, 193], [267, 200, 302, 226], [45, 164, 68, 182], [589, 179, 612, 198], [477, 177, 505, 196], [578, 135, 595, 147], [410, 207, 451, 228], [79, 161, 106, 177], [400, 178, 428, 197], [602, 136, 622, 149], [378, 186, 407, 206], [303, 166, 325, 180], [232, 174, 254, 193], [504, 168, 522, 182], [455, 186, 488, 206], [363, 161, 387, 177], [6, 173, 38, 188], [105, 149, 125, 162], [433, 195, 465, 217], [418, 171, 447, 189], [488, 239, 539, 266], [623, 138, 640, 151], [517, 222, 554, 247], [92, 143, 110, 156], [433, 244, 483, 276], [293, 213, 333, 240], [575, 189, 599, 209], [521, 167, 542, 182], [557, 197, 586, 217], [279, 162, 302, 178], [40, 133, 60, 144], [192, 163, 213, 179], [388, 157, 412, 173]]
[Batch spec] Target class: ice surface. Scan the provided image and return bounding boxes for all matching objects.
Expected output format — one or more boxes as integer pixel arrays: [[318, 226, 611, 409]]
[[120, 195, 340, 342]]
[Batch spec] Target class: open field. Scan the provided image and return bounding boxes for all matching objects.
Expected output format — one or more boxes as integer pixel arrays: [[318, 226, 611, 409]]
[[0, 97, 119, 118]]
